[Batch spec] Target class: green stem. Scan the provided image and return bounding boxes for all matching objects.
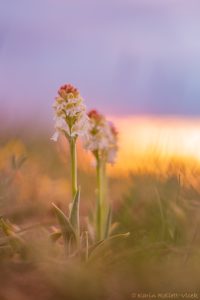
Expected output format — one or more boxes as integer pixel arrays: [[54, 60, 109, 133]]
[[69, 137, 80, 251], [70, 138, 77, 199], [96, 154, 104, 241], [102, 161, 107, 205]]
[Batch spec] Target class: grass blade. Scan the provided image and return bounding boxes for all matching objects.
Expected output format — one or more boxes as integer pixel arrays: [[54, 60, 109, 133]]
[[0, 218, 26, 255], [52, 203, 76, 244], [89, 232, 130, 260], [69, 187, 80, 236], [104, 206, 112, 239]]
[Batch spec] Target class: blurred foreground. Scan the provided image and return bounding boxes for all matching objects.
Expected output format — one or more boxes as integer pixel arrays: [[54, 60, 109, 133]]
[[1, 118, 200, 299]]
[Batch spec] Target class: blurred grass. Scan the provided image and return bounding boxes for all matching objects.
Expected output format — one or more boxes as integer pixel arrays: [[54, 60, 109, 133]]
[[1, 133, 200, 299]]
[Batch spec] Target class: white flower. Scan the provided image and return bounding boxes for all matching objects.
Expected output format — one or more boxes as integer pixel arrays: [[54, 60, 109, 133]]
[[51, 131, 59, 142], [51, 84, 89, 141], [84, 110, 118, 164]]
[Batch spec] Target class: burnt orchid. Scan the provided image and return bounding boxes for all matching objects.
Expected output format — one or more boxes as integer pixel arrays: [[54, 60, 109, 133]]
[[51, 84, 89, 142], [84, 110, 118, 240], [84, 110, 118, 164], [51, 84, 128, 258], [52, 84, 89, 198]]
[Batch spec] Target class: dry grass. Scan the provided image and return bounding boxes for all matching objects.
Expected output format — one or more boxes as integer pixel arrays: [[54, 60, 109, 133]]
[[0, 133, 200, 299]]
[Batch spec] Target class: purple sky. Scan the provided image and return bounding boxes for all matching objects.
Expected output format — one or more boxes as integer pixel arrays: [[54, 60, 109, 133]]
[[1, 0, 200, 128]]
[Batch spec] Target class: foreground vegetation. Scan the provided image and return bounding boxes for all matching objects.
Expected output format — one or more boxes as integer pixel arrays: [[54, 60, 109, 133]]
[[0, 134, 200, 299]]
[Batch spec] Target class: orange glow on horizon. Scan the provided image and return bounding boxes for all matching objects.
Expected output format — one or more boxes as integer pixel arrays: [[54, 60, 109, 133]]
[[107, 116, 200, 175], [57, 116, 200, 177]]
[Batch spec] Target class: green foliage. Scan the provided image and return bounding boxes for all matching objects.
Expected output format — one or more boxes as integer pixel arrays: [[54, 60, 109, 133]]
[[52, 203, 76, 246], [104, 205, 112, 239], [1, 138, 200, 298], [69, 187, 80, 236], [0, 217, 26, 257], [88, 232, 130, 262]]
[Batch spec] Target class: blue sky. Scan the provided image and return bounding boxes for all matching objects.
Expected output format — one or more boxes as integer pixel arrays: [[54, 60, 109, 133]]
[[0, 0, 200, 127]]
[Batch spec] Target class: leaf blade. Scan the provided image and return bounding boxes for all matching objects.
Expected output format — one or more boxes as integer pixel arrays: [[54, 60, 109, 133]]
[[104, 206, 112, 239], [89, 232, 130, 260], [52, 203, 76, 243], [69, 187, 80, 235]]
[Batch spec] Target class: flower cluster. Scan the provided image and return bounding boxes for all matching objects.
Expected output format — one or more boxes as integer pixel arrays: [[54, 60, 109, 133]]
[[51, 84, 121, 247], [84, 110, 118, 164], [51, 84, 89, 141], [51, 84, 118, 164]]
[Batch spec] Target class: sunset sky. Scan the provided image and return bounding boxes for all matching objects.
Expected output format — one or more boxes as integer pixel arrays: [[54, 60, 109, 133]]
[[1, 0, 200, 129], [110, 116, 200, 174]]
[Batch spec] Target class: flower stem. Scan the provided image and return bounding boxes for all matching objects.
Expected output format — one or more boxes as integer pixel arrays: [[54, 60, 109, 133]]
[[96, 154, 104, 241], [70, 138, 77, 199], [69, 137, 80, 251]]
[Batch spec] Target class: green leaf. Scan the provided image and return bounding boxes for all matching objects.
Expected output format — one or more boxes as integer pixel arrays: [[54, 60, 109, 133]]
[[89, 232, 130, 260], [52, 203, 76, 243], [0, 217, 13, 236], [0, 218, 26, 254], [88, 240, 104, 256], [69, 187, 80, 235], [104, 206, 112, 239]]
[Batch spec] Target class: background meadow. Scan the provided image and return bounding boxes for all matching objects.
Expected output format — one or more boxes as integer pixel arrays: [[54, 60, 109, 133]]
[[1, 0, 200, 299]]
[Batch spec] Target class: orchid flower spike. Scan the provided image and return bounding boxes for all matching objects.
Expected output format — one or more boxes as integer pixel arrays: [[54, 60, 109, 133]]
[[51, 84, 89, 142], [84, 110, 118, 164]]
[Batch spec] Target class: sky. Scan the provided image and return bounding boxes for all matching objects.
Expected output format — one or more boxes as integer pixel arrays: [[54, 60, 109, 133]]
[[1, 0, 200, 128]]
